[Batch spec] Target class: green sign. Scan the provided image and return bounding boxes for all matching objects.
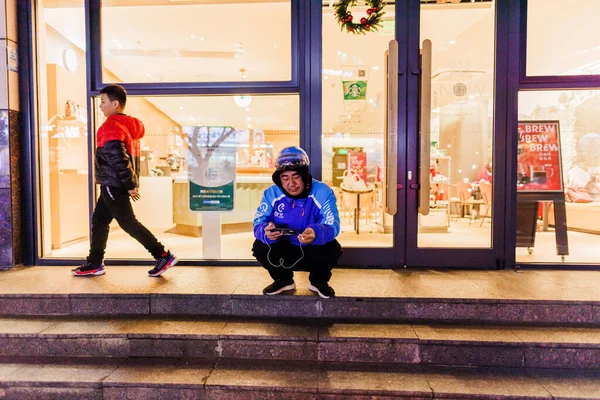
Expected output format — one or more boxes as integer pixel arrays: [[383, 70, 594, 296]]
[[185, 126, 237, 212], [343, 80, 367, 100], [189, 181, 235, 212]]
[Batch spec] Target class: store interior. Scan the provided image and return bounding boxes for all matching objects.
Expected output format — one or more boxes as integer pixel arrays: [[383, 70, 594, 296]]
[[36, 0, 600, 264]]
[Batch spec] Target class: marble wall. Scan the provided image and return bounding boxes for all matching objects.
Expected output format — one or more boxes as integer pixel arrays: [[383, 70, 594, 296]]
[[0, 0, 21, 268]]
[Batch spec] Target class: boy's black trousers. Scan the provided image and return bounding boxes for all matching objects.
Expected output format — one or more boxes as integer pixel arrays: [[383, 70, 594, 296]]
[[88, 186, 165, 264], [252, 238, 343, 284]]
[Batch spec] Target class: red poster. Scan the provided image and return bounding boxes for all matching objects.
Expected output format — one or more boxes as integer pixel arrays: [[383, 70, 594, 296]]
[[517, 121, 563, 192], [347, 151, 367, 184]]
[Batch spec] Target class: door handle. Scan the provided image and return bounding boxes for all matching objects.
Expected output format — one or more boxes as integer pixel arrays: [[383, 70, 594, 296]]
[[385, 39, 399, 216], [419, 39, 432, 216]]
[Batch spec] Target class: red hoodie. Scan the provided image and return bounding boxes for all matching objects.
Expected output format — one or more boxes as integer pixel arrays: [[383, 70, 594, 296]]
[[95, 114, 145, 190], [97, 114, 145, 156]]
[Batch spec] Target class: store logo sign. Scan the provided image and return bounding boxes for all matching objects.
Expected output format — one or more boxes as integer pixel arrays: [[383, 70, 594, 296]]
[[453, 83, 467, 97]]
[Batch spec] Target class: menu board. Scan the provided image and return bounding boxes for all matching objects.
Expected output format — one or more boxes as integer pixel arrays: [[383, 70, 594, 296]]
[[347, 150, 367, 184], [517, 120, 563, 193]]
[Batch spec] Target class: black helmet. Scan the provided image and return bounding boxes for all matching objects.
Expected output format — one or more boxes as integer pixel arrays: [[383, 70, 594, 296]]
[[272, 146, 312, 198], [275, 146, 310, 171]]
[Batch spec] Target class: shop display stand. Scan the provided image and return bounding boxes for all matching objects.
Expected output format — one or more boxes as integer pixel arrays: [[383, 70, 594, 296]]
[[516, 193, 569, 261], [419, 156, 451, 233]]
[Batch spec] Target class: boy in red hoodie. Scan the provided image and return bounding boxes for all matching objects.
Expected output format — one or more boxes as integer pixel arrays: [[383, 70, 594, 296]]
[[71, 84, 177, 277]]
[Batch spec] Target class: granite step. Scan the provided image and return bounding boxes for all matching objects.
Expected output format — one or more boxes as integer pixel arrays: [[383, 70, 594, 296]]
[[1, 292, 599, 326], [1, 267, 599, 325], [0, 316, 599, 369], [0, 357, 597, 400]]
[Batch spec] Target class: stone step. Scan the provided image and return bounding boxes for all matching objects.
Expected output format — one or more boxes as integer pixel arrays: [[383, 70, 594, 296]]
[[0, 317, 599, 369], [0, 357, 597, 400], [1, 293, 598, 326], [1, 267, 599, 325]]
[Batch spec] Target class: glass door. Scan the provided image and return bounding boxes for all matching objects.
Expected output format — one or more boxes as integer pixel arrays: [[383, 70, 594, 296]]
[[405, 0, 502, 268], [321, 1, 406, 266]]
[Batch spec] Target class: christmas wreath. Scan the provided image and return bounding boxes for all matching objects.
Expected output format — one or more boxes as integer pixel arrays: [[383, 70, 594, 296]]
[[334, 0, 386, 35]]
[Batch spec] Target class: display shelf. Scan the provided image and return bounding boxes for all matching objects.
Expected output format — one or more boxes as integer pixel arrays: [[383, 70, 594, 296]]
[[420, 156, 451, 233]]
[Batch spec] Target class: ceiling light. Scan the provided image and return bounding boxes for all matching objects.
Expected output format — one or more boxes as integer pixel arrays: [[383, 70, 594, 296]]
[[449, 40, 456, 45], [234, 95, 252, 108], [234, 68, 252, 107]]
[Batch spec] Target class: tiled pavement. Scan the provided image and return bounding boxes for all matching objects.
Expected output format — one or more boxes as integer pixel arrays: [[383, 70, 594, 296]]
[[0, 266, 598, 301]]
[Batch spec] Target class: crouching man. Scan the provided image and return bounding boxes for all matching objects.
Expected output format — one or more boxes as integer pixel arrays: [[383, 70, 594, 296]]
[[252, 146, 343, 299]]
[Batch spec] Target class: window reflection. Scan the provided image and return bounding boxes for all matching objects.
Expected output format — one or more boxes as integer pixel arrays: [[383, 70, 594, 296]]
[[527, 0, 600, 76], [101, 1, 292, 83]]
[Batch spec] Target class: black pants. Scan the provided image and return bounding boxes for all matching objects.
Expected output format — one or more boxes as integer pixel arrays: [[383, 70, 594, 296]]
[[252, 238, 342, 284], [88, 186, 165, 264]]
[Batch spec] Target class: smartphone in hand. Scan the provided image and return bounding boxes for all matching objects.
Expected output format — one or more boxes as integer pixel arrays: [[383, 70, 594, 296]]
[[268, 227, 297, 236]]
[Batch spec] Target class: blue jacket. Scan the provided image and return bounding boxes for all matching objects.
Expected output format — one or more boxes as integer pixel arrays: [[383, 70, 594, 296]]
[[253, 179, 340, 246]]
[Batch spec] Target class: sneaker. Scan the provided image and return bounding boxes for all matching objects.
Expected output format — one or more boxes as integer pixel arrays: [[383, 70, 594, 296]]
[[309, 282, 335, 299], [148, 251, 178, 277], [71, 262, 106, 277], [263, 279, 296, 295]]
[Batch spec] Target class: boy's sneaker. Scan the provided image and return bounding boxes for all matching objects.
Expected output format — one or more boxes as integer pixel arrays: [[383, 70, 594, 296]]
[[148, 251, 178, 277], [263, 279, 296, 295], [71, 262, 106, 277], [309, 282, 335, 299]]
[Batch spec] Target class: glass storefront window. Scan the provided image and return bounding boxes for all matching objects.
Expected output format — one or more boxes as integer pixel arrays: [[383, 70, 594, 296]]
[[51, 94, 299, 260], [35, 0, 90, 258], [517, 90, 600, 263], [527, 0, 600, 76], [101, 1, 292, 84]]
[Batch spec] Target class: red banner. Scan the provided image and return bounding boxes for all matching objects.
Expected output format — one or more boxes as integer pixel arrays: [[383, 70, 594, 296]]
[[517, 121, 563, 192], [347, 151, 367, 184]]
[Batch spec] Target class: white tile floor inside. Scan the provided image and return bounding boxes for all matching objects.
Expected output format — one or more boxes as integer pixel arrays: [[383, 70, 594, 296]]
[[48, 218, 600, 264]]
